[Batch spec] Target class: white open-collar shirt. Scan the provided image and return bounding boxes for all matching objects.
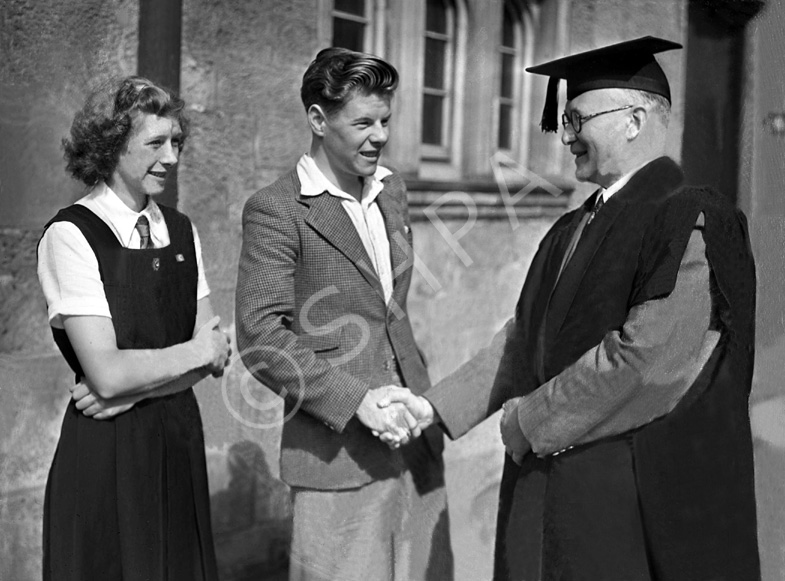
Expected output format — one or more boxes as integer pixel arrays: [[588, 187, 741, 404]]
[[296, 154, 394, 305], [37, 182, 210, 329]]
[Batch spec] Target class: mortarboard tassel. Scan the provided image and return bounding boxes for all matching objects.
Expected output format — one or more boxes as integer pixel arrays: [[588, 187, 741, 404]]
[[540, 76, 560, 133]]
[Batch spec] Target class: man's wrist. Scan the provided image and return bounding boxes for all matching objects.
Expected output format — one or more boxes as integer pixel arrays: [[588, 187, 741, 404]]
[[355, 390, 372, 420], [420, 396, 438, 429]]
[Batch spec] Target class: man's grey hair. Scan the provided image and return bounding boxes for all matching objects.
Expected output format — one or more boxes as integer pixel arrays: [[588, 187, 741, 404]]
[[619, 88, 671, 127]]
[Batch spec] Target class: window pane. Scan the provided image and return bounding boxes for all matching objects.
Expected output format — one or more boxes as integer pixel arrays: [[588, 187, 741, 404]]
[[335, 0, 365, 16], [422, 94, 444, 145], [502, 2, 515, 48], [424, 38, 446, 90], [333, 18, 365, 52], [498, 103, 513, 149], [500, 53, 514, 98], [426, 0, 447, 34]]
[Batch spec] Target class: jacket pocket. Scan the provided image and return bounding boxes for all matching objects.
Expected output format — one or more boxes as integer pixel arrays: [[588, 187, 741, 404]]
[[296, 328, 343, 353]]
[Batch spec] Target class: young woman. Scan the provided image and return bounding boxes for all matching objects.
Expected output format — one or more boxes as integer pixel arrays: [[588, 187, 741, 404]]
[[37, 76, 230, 580]]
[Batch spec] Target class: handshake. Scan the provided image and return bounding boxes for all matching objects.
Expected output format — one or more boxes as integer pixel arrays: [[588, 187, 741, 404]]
[[355, 386, 436, 449], [356, 385, 532, 462]]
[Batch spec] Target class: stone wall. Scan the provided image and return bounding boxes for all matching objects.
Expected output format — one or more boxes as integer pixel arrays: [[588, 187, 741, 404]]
[[177, 2, 319, 577], [740, 1, 785, 578], [1, 2, 140, 579]]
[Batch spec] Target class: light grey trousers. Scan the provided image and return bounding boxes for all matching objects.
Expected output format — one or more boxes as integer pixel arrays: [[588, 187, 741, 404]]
[[288, 457, 453, 581]]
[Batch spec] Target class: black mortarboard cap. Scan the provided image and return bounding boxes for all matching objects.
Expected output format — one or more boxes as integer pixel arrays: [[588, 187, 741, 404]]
[[526, 36, 683, 133]]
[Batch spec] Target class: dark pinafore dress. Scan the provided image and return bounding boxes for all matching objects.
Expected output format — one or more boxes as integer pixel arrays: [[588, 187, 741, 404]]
[[41, 204, 218, 581]]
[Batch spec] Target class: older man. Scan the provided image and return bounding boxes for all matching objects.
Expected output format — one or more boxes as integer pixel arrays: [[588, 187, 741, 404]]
[[384, 37, 760, 580]]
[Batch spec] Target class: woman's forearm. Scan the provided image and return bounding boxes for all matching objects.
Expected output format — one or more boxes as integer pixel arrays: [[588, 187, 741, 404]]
[[63, 312, 227, 399]]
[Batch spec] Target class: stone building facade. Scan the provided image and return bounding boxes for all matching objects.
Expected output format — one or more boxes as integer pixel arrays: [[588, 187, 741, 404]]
[[1, 1, 783, 580]]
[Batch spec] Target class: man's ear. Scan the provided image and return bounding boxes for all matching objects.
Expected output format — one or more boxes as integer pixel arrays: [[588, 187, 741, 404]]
[[627, 105, 647, 140], [307, 104, 328, 137]]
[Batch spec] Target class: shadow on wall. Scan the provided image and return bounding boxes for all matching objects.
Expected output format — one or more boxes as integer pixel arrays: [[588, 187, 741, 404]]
[[211, 440, 292, 581]]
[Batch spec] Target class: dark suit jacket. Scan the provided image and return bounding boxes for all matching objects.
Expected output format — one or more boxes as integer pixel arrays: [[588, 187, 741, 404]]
[[236, 168, 442, 490]]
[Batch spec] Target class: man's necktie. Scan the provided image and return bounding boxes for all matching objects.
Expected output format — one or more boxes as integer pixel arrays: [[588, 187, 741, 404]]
[[586, 193, 605, 225], [557, 192, 604, 277], [135, 215, 151, 249]]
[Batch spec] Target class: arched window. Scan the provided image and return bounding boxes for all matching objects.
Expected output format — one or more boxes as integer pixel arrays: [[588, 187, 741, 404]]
[[331, 0, 373, 52], [421, 0, 456, 157], [498, 0, 522, 151]]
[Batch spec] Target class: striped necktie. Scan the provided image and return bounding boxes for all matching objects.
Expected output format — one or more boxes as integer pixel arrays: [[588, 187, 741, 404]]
[[135, 215, 151, 249]]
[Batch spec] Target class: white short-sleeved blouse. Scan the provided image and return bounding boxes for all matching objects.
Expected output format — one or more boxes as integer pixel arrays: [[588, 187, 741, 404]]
[[38, 182, 210, 329]]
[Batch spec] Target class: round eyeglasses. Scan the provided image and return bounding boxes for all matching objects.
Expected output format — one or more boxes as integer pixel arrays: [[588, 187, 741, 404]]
[[562, 105, 634, 134]]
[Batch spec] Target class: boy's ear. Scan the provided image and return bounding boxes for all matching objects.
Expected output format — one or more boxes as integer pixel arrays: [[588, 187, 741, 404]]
[[307, 104, 327, 137]]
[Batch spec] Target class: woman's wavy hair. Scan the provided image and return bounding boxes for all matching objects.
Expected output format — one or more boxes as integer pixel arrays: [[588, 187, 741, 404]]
[[63, 76, 189, 186], [300, 47, 398, 116]]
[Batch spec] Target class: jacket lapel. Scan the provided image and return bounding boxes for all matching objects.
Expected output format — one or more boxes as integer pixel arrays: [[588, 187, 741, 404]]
[[531, 208, 588, 328], [543, 157, 684, 345], [375, 179, 408, 292], [522, 217, 578, 385], [298, 183, 385, 298], [544, 196, 625, 346]]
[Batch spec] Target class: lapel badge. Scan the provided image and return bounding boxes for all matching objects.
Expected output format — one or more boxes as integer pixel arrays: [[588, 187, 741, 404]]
[[152, 257, 160, 271], [175, 253, 185, 262]]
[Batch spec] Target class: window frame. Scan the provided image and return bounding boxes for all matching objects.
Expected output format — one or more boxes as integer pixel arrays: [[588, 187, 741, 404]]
[[383, 0, 569, 187], [495, 0, 536, 161], [321, 0, 384, 55], [421, 0, 457, 161], [496, 0, 520, 154]]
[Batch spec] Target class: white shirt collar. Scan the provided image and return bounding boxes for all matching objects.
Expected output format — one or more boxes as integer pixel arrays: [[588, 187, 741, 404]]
[[296, 154, 392, 206], [78, 182, 164, 247]]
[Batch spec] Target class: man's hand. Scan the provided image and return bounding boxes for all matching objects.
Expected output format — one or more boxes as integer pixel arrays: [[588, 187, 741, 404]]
[[356, 386, 419, 446], [376, 387, 436, 448], [500, 397, 531, 464], [71, 381, 135, 420]]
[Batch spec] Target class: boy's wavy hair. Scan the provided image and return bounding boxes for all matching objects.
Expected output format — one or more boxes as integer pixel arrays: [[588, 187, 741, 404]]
[[300, 47, 398, 116], [63, 76, 189, 186]]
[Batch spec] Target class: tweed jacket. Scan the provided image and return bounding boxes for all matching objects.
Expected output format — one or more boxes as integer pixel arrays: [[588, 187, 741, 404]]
[[236, 167, 439, 490]]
